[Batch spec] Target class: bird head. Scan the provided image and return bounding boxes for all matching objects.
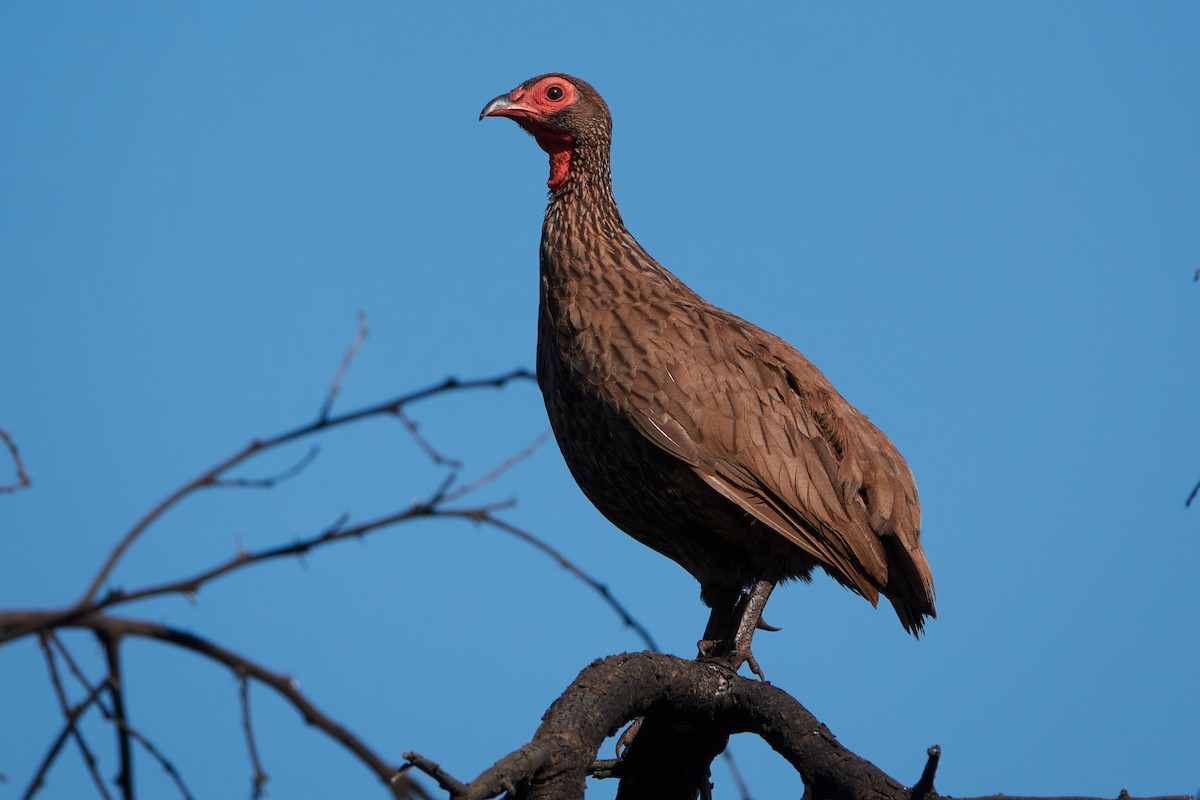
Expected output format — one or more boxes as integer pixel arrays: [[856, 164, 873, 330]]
[[480, 73, 611, 191]]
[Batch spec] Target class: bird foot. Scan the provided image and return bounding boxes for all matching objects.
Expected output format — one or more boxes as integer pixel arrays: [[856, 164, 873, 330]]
[[695, 579, 776, 680], [615, 716, 644, 757], [695, 642, 768, 681]]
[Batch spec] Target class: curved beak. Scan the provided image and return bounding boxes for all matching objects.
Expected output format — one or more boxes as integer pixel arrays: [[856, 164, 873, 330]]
[[479, 93, 516, 121]]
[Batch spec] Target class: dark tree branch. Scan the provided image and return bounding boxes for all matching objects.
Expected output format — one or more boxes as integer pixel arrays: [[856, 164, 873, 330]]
[[1185, 476, 1199, 508], [910, 745, 940, 800], [10, 354, 1173, 800], [37, 634, 112, 800], [442, 428, 552, 504], [23, 677, 112, 800], [0, 426, 31, 494], [238, 673, 269, 799], [97, 631, 134, 800], [475, 515, 660, 652], [211, 445, 320, 490], [49, 633, 197, 800], [405, 652, 1194, 800], [720, 749, 752, 800], [106, 718, 194, 800], [14, 502, 503, 640], [19, 612, 426, 800], [320, 310, 370, 422], [7, 353, 651, 799], [399, 755, 470, 797], [79, 367, 535, 606], [394, 406, 464, 470]]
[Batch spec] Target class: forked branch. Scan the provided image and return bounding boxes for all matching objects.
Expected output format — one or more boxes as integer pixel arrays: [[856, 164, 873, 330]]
[[403, 652, 1195, 800], [79, 367, 535, 606]]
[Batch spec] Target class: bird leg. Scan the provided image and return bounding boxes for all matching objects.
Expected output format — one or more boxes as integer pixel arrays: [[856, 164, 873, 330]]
[[696, 580, 777, 680], [731, 580, 775, 678]]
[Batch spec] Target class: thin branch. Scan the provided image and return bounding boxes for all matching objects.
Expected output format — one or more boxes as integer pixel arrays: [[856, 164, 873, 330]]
[[477, 514, 660, 652], [46, 634, 195, 800], [400, 754, 470, 798], [442, 428, 553, 504], [1186, 476, 1200, 508], [320, 311, 370, 422], [721, 749, 753, 800], [239, 673, 269, 799], [23, 678, 112, 800], [98, 631, 134, 800], [79, 367, 535, 605], [47, 632, 98, 691], [213, 446, 320, 490], [1, 499, 515, 646], [37, 634, 113, 800], [108, 721, 194, 800], [91, 503, 509, 621], [394, 407, 463, 470], [78, 613, 414, 799], [0, 426, 31, 494]]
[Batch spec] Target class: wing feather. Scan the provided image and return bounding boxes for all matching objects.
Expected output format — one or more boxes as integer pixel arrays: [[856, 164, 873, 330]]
[[624, 305, 933, 612]]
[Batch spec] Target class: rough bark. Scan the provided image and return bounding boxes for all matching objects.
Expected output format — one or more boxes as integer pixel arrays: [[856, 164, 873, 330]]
[[404, 652, 1191, 800]]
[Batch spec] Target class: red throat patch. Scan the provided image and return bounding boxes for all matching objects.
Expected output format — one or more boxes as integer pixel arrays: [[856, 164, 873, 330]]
[[546, 148, 571, 190], [516, 122, 574, 191]]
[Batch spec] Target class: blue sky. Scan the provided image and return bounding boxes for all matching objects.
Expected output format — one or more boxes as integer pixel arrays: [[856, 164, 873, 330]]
[[2, 3, 1198, 798]]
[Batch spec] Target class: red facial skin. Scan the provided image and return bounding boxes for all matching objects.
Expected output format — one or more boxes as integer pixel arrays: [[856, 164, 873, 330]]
[[487, 77, 577, 190]]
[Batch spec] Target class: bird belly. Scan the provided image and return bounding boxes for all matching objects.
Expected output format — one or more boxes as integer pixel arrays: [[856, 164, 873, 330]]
[[538, 352, 817, 605]]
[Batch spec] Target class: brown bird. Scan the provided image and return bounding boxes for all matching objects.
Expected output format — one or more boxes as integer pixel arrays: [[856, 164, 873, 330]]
[[481, 74, 935, 675]]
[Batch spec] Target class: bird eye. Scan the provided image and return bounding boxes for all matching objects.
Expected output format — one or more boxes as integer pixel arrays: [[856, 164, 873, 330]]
[[546, 85, 564, 101]]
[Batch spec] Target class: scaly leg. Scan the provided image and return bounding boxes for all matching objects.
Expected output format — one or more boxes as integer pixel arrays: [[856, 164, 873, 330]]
[[696, 580, 777, 680], [731, 580, 775, 679]]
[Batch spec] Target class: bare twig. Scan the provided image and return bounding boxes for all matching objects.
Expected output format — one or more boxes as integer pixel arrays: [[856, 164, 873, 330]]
[[213, 446, 320, 489], [477, 515, 660, 652], [47, 632, 97, 691], [98, 631, 134, 800], [37, 635, 113, 800], [909, 745, 940, 800], [79, 613, 414, 799], [45, 634, 195, 800], [320, 311, 370, 422], [109, 722, 194, 800], [0, 426, 31, 494], [400, 753, 469, 798], [443, 428, 553, 504], [79, 367, 535, 605], [1186, 476, 1200, 508], [239, 673, 269, 799], [394, 407, 463, 470], [23, 678, 112, 800], [74, 503, 510, 631]]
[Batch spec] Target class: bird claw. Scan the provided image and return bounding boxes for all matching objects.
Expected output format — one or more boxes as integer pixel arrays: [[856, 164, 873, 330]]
[[615, 716, 644, 757], [743, 651, 767, 681], [695, 643, 768, 681], [696, 580, 777, 680]]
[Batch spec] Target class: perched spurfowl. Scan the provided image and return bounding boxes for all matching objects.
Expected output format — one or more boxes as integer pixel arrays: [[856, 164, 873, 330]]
[[481, 74, 935, 674]]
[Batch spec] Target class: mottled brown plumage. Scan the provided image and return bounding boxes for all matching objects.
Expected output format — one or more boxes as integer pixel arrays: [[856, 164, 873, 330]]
[[482, 74, 935, 669]]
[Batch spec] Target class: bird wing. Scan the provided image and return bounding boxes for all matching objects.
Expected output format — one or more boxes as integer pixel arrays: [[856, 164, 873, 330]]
[[624, 304, 928, 608]]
